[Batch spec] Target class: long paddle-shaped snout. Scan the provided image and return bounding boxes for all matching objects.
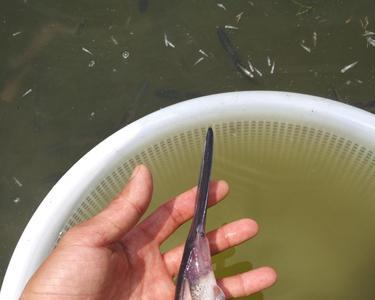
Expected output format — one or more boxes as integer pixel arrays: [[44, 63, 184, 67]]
[[189, 127, 213, 238], [175, 127, 216, 300]]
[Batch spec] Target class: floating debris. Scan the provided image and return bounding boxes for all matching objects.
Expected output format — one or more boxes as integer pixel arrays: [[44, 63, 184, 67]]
[[313, 31, 317, 47], [22, 89, 32, 97], [248, 1, 254, 6], [82, 47, 93, 55], [13, 197, 20, 204], [217, 3, 226, 10], [340, 61, 358, 73], [122, 50, 130, 59], [163, 33, 175, 48], [88, 60, 95, 67], [356, 79, 363, 84], [198, 49, 209, 57], [345, 17, 352, 24], [270, 61, 276, 74], [267, 56, 271, 66], [13, 177, 23, 187], [300, 43, 311, 53], [90, 112, 95, 119], [225, 25, 239, 30], [236, 12, 244, 23], [12, 31, 22, 37], [193, 57, 204, 66], [110, 35, 119, 45]]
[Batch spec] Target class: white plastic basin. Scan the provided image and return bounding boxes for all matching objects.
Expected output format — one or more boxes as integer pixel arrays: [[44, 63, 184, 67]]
[[1, 91, 375, 299]]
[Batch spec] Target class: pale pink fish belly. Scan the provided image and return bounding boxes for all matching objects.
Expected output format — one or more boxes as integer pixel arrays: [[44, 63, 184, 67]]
[[180, 234, 225, 300]]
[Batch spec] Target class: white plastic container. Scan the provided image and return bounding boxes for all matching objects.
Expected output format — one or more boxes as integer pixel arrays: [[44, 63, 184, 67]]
[[1, 91, 375, 299]]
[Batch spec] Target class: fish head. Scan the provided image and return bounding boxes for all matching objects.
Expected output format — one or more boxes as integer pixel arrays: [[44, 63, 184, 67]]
[[175, 128, 225, 300], [180, 233, 225, 300]]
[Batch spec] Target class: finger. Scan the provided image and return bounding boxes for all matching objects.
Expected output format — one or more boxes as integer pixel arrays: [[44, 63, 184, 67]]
[[61, 165, 153, 247], [163, 219, 258, 276], [218, 267, 277, 299], [136, 180, 229, 244]]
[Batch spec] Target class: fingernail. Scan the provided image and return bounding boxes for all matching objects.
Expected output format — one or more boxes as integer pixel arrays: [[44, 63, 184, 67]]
[[130, 165, 141, 180]]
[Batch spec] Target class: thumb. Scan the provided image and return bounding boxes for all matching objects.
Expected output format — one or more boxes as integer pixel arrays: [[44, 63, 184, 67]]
[[61, 165, 153, 247]]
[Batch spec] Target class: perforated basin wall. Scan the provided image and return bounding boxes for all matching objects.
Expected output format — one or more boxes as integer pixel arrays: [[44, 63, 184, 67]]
[[61, 121, 375, 235]]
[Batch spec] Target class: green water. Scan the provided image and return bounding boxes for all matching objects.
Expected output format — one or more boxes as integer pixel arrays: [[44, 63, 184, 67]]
[[1, 0, 375, 297]]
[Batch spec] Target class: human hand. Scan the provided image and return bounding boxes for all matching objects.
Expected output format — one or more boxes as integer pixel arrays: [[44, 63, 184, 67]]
[[21, 165, 276, 300]]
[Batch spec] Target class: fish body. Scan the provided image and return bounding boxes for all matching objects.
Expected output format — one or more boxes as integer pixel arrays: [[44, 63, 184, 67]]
[[175, 128, 225, 300], [216, 27, 257, 83]]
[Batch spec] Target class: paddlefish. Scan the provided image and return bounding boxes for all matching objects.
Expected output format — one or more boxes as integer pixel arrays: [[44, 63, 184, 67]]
[[175, 128, 225, 300], [216, 26, 257, 83]]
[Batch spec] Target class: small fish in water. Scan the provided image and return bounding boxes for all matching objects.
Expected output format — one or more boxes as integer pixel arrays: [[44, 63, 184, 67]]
[[175, 128, 225, 300], [340, 61, 358, 73], [216, 27, 257, 83]]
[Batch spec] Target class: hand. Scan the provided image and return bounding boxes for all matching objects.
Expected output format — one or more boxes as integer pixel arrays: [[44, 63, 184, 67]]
[[21, 165, 276, 299]]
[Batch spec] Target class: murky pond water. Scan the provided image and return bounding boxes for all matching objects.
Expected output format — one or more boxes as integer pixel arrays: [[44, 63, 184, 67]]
[[1, 0, 374, 297]]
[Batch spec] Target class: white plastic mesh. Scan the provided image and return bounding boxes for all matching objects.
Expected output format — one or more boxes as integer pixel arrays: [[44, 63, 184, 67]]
[[60, 120, 375, 238]]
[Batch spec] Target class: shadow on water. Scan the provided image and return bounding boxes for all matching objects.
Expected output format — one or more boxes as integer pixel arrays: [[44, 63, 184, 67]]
[[213, 247, 264, 300]]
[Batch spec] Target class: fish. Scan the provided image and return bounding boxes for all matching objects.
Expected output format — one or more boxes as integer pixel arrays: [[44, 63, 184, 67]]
[[216, 26, 257, 83], [175, 128, 225, 300]]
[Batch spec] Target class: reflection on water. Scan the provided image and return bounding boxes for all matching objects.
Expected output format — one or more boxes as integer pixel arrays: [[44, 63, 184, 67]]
[[0, 0, 374, 293]]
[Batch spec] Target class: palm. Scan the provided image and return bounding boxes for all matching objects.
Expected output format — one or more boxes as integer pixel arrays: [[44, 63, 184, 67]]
[[22, 166, 276, 300], [45, 239, 175, 299], [121, 240, 175, 299]]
